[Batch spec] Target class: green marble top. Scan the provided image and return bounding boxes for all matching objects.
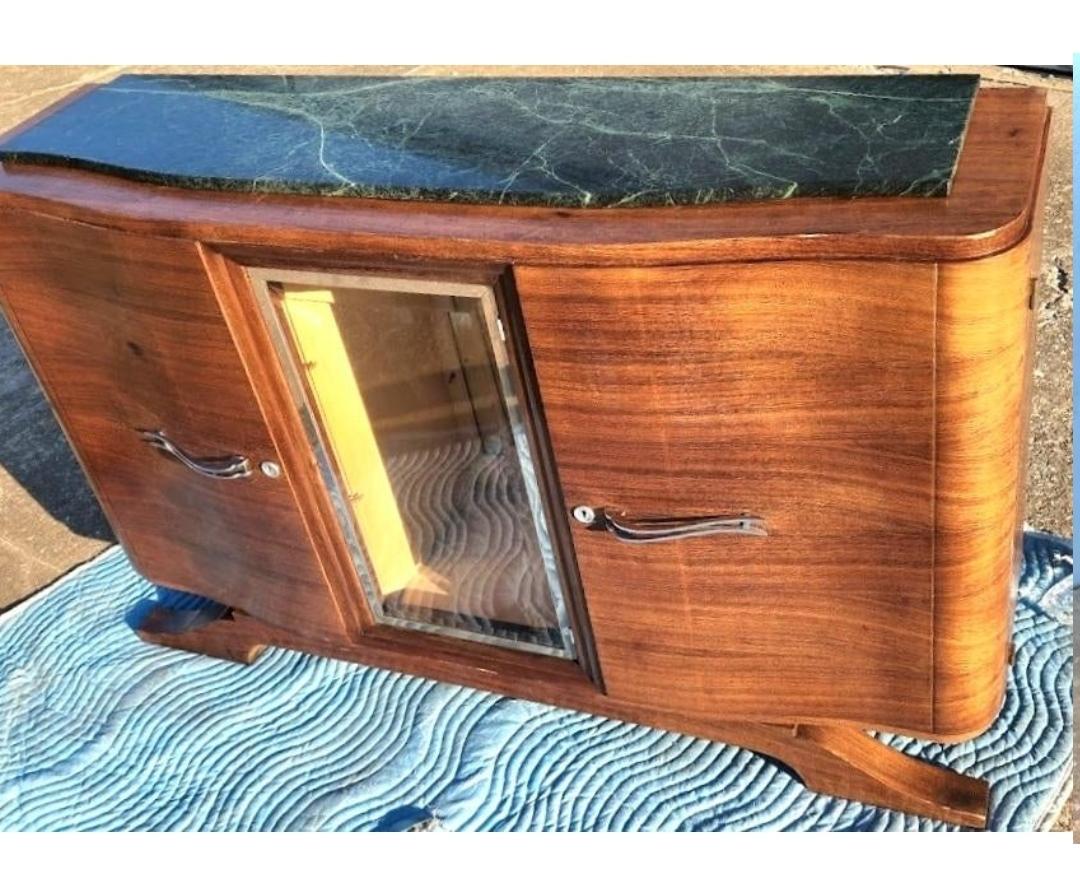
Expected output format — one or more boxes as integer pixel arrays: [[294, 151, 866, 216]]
[[0, 74, 979, 208]]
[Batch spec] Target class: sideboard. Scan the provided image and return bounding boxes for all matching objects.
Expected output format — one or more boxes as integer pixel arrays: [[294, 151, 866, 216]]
[[0, 75, 1048, 827]]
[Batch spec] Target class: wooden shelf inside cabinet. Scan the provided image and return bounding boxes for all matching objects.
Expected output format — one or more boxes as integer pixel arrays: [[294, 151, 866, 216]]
[[0, 74, 1048, 829]]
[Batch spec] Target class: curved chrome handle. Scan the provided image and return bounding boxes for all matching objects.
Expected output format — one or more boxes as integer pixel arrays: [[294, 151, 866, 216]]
[[572, 506, 766, 543], [139, 429, 252, 480]]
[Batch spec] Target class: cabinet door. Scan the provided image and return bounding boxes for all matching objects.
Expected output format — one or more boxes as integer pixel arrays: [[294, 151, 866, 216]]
[[516, 261, 938, 732], [244, 268, 578, 659], [0, 212, 351, 639]]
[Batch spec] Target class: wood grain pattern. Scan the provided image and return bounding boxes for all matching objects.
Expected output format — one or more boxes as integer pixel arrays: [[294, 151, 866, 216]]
[[0, 212, 352, 640], [0, 214, 1036, 739], [0, 87, 1049, 266], [515, 259, 939, 733], [932, 235, 1036, 739]]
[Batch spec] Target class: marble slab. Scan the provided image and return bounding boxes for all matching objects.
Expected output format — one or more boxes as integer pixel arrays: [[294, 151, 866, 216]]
[[0, 74, 980, 208]]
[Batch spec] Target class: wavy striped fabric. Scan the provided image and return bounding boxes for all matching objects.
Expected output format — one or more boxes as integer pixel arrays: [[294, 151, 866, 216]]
[[0, 533, 1071, 831]]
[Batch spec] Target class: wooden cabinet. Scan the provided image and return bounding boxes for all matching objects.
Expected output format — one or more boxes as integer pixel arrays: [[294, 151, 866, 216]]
[[0, 80, 1048, 828]]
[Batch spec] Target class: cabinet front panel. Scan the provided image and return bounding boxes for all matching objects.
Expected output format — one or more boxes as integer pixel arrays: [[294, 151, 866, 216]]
[[516, 261, 938, 731], [0, 212, 349, 639]]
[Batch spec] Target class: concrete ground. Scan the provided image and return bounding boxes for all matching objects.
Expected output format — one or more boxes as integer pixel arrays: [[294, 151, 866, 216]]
[[0, 66, 1072, 831]]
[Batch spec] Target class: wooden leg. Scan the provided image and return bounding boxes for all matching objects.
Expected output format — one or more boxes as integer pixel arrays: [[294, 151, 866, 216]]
[[704, 720, 990, 828], [136, 603, 268, 664]]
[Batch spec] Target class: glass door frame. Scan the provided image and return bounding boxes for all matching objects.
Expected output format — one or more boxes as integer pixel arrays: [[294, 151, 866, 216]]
[[245, 265, 589, 664]]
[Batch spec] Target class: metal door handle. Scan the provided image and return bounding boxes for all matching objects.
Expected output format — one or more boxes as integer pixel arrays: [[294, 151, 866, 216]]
[[139, 429, 252, 480], [571, 505, 766, 543]]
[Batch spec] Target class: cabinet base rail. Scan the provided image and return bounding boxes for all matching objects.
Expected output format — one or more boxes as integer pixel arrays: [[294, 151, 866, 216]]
[[136, 600, 990, 829]]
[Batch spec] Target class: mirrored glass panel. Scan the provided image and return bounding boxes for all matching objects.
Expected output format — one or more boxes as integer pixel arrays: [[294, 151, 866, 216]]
[[253, 271, 574, 658]]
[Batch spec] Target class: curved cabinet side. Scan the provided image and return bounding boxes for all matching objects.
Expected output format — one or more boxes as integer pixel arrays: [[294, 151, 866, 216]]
[[933, 236, 1035, 739]]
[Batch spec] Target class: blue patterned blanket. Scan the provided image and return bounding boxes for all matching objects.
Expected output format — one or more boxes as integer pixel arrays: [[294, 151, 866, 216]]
[[0, 533, 1071, 831]]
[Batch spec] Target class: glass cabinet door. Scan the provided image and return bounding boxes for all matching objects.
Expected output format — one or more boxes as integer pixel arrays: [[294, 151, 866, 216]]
[[250, 270, 575, 658]]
